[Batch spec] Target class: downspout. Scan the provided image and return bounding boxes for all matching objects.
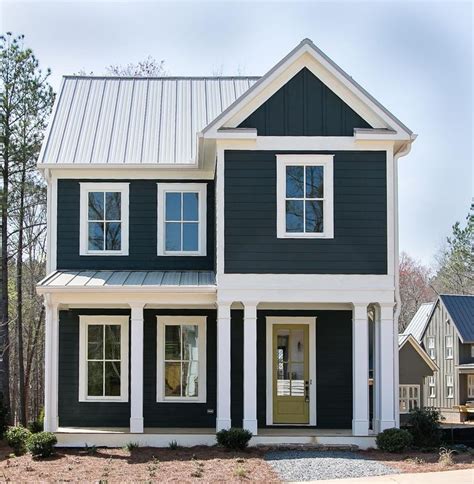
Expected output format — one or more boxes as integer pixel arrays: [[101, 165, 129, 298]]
[[393, 135, 416, 427]]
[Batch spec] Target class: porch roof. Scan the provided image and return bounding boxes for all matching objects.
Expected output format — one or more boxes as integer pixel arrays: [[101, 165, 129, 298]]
[[37, 269, 216, 291]]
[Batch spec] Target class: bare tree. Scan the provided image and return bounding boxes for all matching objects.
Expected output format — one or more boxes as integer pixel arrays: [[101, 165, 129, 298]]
[[398, 252, 435, 332], [106, 55, 167, 77]]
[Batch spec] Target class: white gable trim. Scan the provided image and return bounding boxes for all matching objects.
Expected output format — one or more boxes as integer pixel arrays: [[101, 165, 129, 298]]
[[400, 334, 438, 372], [201, 39, 414, 141]]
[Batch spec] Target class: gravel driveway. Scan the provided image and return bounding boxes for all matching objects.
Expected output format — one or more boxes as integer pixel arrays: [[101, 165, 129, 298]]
[[265, 450, 399, 482]]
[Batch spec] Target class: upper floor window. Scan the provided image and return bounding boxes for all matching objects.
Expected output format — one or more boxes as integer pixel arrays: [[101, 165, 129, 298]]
[[79, 183, 129, 256], [427, 337, 435, 359], [276, 154, 334, 239], [445, 335, 453, 359], [428, 375, 436, 398], [157, 183, 207, 256], [78, 315, 129, 402]]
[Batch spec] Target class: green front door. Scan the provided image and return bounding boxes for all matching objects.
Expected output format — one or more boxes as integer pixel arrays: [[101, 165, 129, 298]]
[[273, 324, 310, 424]]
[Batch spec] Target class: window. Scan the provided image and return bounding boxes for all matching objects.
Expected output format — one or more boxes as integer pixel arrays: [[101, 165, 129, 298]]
[[468, 375, 474, 399], [399, 385, 420, 413], [471, 345, 474, 358], [157, 183, 206, 256], [428, 375, 436, 398], [445, 335, 453, 359], [276, 154, 334, 239], [156, 316, 206, 402], [427, 337, 435, 359], [79, 316, 129, 402], [446, 375, 454, 398], [79, 183, 129, 255]]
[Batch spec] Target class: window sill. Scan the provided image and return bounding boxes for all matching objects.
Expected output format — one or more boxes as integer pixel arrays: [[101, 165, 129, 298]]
[[80, 251, 129, 256], [277, 233, 334, 240], [79, 397, 128, 403], [157, 251, 206, 257], [156, 398, 205, 404]]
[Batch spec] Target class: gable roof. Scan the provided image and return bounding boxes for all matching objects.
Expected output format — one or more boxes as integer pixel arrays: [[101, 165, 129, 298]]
[[37, 76, 259, 166], [399, 333, 438, 372], [201, 38, 415, 140], [403, 302, 435, 342], [439, 294, 474, 343]]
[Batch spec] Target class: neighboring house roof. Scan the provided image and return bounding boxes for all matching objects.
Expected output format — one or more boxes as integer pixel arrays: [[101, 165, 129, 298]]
[[402, 302, 435, 342], [439, 294, 474, 343], [398, 333, 438, 372], [37, 270, 216, 292], [37, 76, 259, 166]]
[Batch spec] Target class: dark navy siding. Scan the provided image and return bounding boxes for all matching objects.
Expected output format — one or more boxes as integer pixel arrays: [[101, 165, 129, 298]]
[[56, 179, 215, 271], [58, 309, 131, 427], [256, 310, 353, 429], [225, 150, 387, 274], [239, 68, 371, 136], [143, 309, 217, 428], [231, 310, 244, 428]]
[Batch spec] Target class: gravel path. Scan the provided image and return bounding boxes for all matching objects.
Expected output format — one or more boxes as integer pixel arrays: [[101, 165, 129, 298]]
[[265, 450, 399, 482]]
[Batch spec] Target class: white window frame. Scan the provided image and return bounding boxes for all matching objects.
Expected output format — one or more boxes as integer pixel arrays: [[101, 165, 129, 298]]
[[157, 183, 207, 256], [446, 374, 454, 398], [427, 336, 435, 359], [78, 315, 129, 402], [428, 375, 436, 398], [276, 154, 334, 239], [467, 375, 474, 399], [445, 335, 453, 360], [470, 344, 474, 358], [156, 316, 207, 403], [79, 182, 129, 256], [399, 384, 420, 414]]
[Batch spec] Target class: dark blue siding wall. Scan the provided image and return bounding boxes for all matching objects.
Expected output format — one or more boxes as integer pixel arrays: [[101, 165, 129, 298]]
[[225, 150, 387, 274], [143, 309, 217, 428], [254, 310, 353, 429], [58, 309, 131, 427], [56, 179, 215, 270], [239, 68, 371, 136]]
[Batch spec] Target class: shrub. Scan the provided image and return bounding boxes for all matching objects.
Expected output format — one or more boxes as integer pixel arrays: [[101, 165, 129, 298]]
[[216, 428, 253, 451], [406, 407, 442, 448], [28, 408, 45, 433], [438, 447, 454, 467], [376, 428, 413, 453], [124, 441, 139, 452], [5, 426, 31, 455], [168, 440, 179, 450], [26, 431, 57, 458]]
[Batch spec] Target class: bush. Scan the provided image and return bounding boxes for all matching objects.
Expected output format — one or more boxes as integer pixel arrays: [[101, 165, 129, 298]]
[[406, 407, 442, 448], [376, 428, 413, 452], [26, 431, 57, 458], [5, 426, 31, 455], [28, 408, 45, 433], [216, 428, 252, 451]]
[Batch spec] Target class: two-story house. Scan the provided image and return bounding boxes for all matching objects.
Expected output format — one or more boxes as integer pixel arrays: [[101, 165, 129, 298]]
[[36, 39, 416, 448], [402, 295, 474, 422]]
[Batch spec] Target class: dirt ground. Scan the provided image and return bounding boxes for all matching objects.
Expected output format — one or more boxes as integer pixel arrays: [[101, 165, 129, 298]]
[[0, 443, 473, 482]]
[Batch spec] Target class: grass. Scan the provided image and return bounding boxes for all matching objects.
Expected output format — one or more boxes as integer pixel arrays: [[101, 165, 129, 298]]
[[123, 442, 140, 452], [438, 448, 455, 467]]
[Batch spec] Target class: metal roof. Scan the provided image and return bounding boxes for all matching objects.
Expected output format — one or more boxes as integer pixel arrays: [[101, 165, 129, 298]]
[[38, 76, 259, 165], [38, 270, 216, 289], [402, 302, 434, 342], [440, 294, 474, 343]]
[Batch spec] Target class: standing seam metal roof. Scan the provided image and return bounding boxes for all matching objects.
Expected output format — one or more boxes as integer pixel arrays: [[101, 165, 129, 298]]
[[38, 76, 259, 165], [440, 295, 474, 343], [402, 302, 434, 342]]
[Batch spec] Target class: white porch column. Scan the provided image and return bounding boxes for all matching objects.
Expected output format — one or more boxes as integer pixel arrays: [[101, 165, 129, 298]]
[[129, 303, 145, 433], [216, 303, 232, 431], [379, 303, 396, 430], [352, 303, 369, 436], [44, 297, 59, 432], [243, 302, 258, 434]]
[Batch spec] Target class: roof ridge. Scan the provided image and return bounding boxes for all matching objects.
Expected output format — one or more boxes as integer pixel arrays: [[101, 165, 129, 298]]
[[63, 75, 262, 81]]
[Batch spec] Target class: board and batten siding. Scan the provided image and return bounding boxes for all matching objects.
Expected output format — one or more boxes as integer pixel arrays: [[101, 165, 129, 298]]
[[56, 179, 215, 271], [58, 309, 131, 427], [238, 67, 372, 136], [224, 150, 387, 274], [422, 302, 459, 409]]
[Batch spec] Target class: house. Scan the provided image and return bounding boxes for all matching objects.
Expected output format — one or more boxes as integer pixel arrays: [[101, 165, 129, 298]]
[[402, 295, 474, 422], [36, 39, 416, 448], [398, 333, 437, 424]]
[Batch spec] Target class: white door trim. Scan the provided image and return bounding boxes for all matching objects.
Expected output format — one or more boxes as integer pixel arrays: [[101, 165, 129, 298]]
[[266, 316, 317, 426]]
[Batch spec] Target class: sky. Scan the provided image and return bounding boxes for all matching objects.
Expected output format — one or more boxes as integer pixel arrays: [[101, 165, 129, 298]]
[[1, 0, 472, 266]]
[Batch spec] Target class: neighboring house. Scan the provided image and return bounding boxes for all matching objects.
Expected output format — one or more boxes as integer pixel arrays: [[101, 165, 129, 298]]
[[36, 39, 416, 448], [398, 333, 437, 424], [402, 295, 474, 422]]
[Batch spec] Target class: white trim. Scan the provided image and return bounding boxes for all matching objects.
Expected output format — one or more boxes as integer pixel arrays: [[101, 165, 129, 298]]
[[399, 334, 438, 372], [243, 303, 258, 434], [156, 316, 207, 403], [398, 384, 420, 414], [157, 183, 207, 257], [79, 183, 130, 256], [44, 297, 59, 432], [78, 315, 129, 402], [276, 154, 334, 239], [216, 303, 232, 430], [130, 304, 144, 433], [45, 172, 58, 273], [265, 316, 317, 426]]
